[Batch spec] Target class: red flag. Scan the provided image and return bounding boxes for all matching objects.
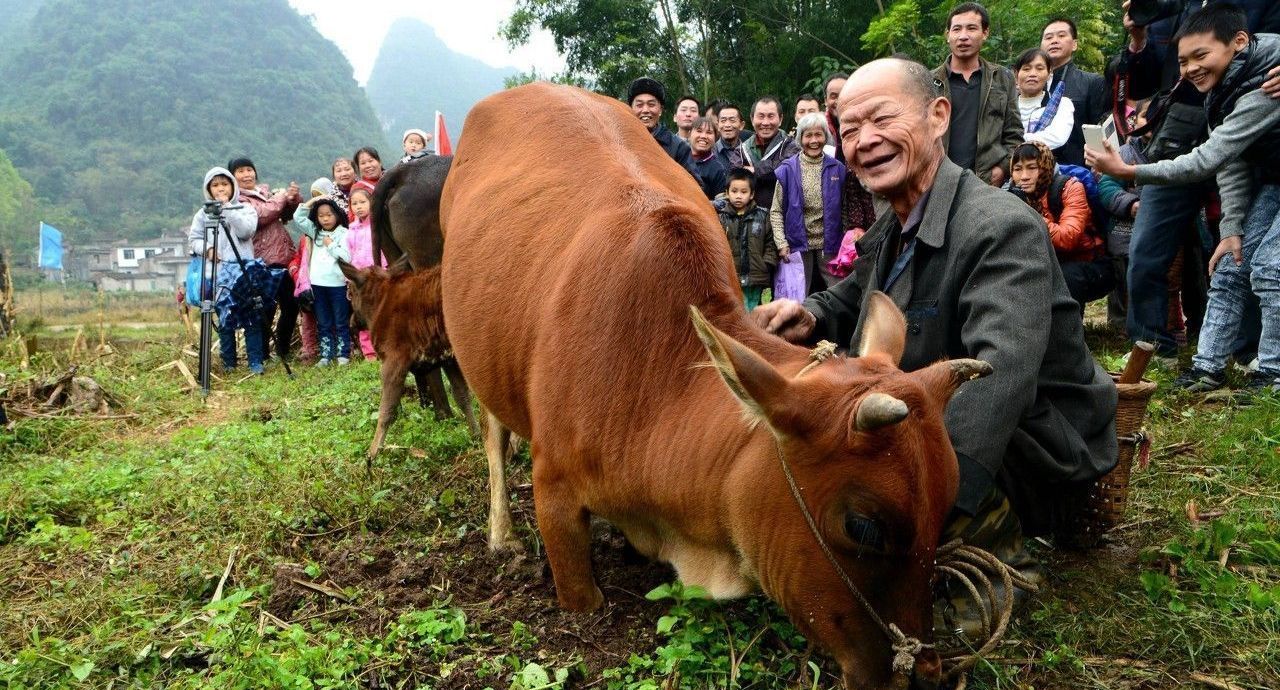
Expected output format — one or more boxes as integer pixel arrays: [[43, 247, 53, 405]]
[[434, 111, 452, 155]]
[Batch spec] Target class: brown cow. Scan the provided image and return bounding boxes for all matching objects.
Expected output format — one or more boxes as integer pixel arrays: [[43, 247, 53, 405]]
[[440, 83, 988, 689], [338, 260, 479, 469], [368, 154, 455, 416]]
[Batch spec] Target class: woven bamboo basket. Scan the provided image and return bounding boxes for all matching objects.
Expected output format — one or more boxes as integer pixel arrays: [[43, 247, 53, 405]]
[[1070, 374, 1158, 546]]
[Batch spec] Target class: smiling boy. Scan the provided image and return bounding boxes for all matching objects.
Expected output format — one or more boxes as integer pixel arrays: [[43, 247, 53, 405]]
[[1089, 4, 1280, 392]]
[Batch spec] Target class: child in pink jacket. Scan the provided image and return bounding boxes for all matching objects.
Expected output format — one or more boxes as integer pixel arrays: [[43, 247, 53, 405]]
[[345, 186, 384, 360]]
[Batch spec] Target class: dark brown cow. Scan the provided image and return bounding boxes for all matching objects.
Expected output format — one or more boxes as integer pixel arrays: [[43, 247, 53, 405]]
[[371, 155, 452, 271], [369, 155, 455, 415], [338, 260, 479, 468], [440, 83, 987, 689]]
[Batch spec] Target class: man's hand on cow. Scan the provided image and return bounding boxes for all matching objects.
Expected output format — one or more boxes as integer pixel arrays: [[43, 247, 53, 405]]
[[1264, 66, 1280, 99], [989, 166, 1005, 187], [751, 299, 816, 343], [1208, 236, 1243, 276]]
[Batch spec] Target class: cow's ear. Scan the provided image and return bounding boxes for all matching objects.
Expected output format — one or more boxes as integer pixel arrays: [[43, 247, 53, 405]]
[[388, 256, 412, 277], [338, 260, 364, 287], [911, 358, 992, 405], [857, 291, 905, 366], [689, 306, 788, 421]]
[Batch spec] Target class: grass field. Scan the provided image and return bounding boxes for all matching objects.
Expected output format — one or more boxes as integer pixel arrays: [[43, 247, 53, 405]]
[[1, 292, 1278, 689], [10, 286, 179, 329]]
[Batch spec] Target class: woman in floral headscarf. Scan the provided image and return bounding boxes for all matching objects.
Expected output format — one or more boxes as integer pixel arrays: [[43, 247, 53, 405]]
[[1008, 141, 1112, 310]]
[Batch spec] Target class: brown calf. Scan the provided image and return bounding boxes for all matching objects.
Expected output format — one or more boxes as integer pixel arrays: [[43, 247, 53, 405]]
[[338, 260, 479, 469], [440, 83, 986, 689], [368, 155, 456, 417]]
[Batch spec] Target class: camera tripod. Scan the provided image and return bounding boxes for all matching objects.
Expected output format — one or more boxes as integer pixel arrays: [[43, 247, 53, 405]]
[[195, 201, 293, 397]]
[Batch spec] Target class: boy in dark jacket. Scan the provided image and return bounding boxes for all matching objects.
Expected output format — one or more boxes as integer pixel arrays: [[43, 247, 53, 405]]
[[713, 168, 777, 309]]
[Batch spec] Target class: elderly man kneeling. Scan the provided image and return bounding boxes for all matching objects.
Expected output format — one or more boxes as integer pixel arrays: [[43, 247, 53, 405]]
[[753, 58, 1117, 632]]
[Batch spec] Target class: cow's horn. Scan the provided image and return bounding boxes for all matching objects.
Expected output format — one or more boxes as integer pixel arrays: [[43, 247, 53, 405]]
[[948, 359, 993, 383], [855, 392, 909, 431]]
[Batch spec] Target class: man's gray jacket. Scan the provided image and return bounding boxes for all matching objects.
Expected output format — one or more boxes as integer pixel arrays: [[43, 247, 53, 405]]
[[803, 159, 1117, 530], [933, 57, 1025, 183]]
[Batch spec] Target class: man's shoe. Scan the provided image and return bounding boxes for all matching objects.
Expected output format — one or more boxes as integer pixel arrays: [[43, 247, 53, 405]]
[[1242, 372, 1280, 395], [1173, 367, 1226, 393], [249, 363, 265, 375], [337, 356, 350, 365], [317, 358, 331, 367]]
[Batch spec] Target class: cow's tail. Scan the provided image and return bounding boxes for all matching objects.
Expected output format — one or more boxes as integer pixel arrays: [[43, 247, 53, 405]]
[[371, 163, 409, 267]]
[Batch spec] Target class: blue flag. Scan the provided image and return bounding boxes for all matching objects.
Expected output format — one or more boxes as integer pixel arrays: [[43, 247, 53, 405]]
[[39, 222, 64, 270]]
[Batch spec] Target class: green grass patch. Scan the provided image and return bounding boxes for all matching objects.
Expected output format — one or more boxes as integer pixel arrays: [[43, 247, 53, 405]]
[[1, 327, 1277, 689]]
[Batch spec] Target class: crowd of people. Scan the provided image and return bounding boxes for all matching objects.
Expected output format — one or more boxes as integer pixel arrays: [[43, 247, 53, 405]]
[[187, 0, 1280, 399], [629, 0, 1280, 397], [188, 129, 435, 374]]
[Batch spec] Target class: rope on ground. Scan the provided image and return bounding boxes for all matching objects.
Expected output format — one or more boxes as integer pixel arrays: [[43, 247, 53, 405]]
[[934, 539, 1039, 682]]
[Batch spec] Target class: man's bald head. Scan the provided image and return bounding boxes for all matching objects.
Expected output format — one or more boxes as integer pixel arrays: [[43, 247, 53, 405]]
[[840, 57, 938, 109], [836, 57, 950, 219]]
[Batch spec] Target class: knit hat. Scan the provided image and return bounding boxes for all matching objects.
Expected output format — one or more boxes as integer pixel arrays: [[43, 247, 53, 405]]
[[351, 179, 376, 198], [310, 177, 335, 198], [402, 128, 430, 145], [227, 157, 256, 174], [626, 77, 666, 107]]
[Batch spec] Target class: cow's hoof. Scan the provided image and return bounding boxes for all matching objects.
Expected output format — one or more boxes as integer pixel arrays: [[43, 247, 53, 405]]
[[488, 536, 526, 554], [558, 584, 604, 612]]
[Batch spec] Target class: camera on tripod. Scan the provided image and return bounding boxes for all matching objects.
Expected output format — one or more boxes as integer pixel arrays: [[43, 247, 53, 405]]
[[202, 200, 242, 219], [202, 199, 224, 217]]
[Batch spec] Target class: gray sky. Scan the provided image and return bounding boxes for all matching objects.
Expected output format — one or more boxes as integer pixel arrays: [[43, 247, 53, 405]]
[[289, 0, 566, 85]]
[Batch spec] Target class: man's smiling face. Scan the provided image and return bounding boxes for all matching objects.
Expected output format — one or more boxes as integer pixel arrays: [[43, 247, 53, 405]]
[[1178, 30, 1248, 93], [838, 63, 948, 199], [631, 94, 663, 131]]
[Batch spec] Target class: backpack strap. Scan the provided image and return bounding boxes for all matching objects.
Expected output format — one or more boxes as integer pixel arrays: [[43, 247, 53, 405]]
[[1047, 174, 1069, 221]]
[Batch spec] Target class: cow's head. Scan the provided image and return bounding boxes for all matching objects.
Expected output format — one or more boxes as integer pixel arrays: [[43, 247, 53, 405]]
[[691, 293, 988, 690], [338, 257, 413, 327]]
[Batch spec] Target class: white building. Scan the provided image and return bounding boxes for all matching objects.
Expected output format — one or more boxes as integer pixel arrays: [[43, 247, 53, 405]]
[[66, 232, 191, 292]]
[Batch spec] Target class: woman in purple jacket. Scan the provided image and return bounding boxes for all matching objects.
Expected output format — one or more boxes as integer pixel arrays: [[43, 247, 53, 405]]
[[769, 112, 847, 296]]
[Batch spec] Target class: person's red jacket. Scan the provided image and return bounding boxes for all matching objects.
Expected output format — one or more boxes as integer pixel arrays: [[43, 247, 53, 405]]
[[239, 185, 300, 267], [1033, 176, 1102, 263]]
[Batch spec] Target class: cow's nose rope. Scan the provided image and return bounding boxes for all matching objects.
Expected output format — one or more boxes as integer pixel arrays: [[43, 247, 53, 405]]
[[782, 342, 1035, 684]]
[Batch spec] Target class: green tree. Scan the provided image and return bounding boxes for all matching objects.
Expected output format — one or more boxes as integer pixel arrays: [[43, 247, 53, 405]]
[[0, 148, 41, 257], [862, 0, 1122, 73], [0, 0, 385, 243], [502, 1, 879, 121]]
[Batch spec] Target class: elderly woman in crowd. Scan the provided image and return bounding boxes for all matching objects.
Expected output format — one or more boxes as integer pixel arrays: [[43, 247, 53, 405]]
[[330, 157, 356, 217], [770, 112, 847, 296]]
